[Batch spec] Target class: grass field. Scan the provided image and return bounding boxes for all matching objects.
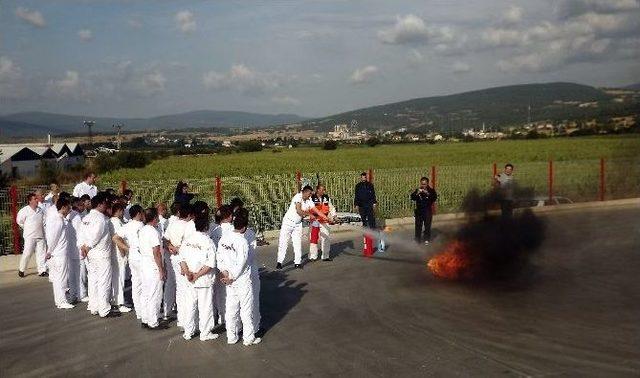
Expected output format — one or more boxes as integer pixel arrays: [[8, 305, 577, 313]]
[[100, 136, 640, 181]]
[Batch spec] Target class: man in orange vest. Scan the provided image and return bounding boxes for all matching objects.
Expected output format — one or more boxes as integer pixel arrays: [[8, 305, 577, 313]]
[[309, 184, 336, 262]]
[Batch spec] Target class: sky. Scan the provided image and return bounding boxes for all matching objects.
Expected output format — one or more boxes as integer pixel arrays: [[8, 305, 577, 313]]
[[0, 0, 639, 118]]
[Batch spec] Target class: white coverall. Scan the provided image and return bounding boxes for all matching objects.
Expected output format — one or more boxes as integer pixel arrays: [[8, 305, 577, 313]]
[[245, 228, 261, 332], [16, 205, 47, 274], [45, 212, 71, 307], [210, 222, 233, 324], [156, 218, 175, 319], [110, 217, 127, 306], [217, 231, 257, 344], [66, 210, 82, 301], [116, 219, 144, 319], [72, 181, 97, 199], [139, 224, 164, 328], [79, 209, 113, 317], [164, 217, 190, 327], [179, 231, 217, 340], [277, 193, 315, 265]]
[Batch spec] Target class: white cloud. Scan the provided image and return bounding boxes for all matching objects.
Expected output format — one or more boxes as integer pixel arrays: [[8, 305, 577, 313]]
[[378, 14, 430, 44], [452, 61, 471, 74], [203, 64, 290, 95], [15, 7, 45, 28], [175, 10, 196, 34], [481, 28, 525, 47], [128, 19, 143, 29], [272, 95, 300, 106], [78, 29, 93, 42], [137, 71, 166, 96], [0, 56, 26, 99], [503, 6, 524, 24], [556, 0, 640, 19], [349, 65, 378, 84], [47, 70, 83, 98], [407, 49, 428, 66]]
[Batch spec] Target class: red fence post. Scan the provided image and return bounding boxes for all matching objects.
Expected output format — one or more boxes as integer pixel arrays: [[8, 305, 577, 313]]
[[295, 171, 302, 192], [215, 176, 222, 208], [431, 165, 437, 214], [9, 185, 21, 255], [548, 160, 554, 203], [599, 158, 605, 201], [492, 162, 497, 179], [119, 180, 127, 195], [368, 168, 374, 183]]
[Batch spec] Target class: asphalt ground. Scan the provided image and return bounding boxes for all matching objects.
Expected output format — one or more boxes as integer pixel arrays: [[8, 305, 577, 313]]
[[0, 204, 639, 377]]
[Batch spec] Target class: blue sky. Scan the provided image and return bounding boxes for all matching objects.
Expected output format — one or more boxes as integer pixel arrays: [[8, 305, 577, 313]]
[[1, 0, 639, 118]]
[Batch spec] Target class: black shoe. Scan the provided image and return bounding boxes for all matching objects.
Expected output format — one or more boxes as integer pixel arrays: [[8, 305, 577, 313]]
[[18, 271, 25, 278], [295, 264, 303, 269], [276, 262, 282, 270], [322, 258, 333, 262], [147, 323, 169, 331], [103, 311, 121, 318], [141, 323, 149, 329], [38, 272, 49, 277]]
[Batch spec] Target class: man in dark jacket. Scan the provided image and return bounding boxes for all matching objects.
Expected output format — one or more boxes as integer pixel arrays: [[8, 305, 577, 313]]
[[410, 177, 438, 245], [354, 172, 377, 229]]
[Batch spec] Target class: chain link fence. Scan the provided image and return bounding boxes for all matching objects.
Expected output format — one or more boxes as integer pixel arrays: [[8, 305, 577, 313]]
[[1, 158, 638, 255]]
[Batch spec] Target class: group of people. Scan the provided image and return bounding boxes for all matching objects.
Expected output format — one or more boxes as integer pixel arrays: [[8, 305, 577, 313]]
[[16, 173, 263, 346]]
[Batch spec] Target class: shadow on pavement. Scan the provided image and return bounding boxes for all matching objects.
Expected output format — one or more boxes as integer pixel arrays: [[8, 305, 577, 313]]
[[258, 270, 308, 337]]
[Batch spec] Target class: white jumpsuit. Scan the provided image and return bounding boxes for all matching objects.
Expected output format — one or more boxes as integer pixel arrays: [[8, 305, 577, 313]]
[[157, 217, 175, 319], [210, 222, 233, 324], [116, 220, 144, 319], [139, 224, 164, 328], [218, 231, 257, 345], [16, 205, 47, 275], [45, 212, 71, 307], [164, 217, 190, 327], [245, 228, 261, 332], [66, 210, 82, 301], [79, 209, 113, 317], [277, 193, 315, 265], [179, 231, 217, 340], [110, 217, 127, 307]]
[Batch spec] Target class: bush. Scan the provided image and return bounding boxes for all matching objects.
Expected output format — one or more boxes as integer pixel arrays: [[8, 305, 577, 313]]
[[366, 137, 380, 147], [116, 151, 151, 169], [238, 140, 263, 152], [0, 171, 10, 188], [39, 161, 61, 184], [322, 140, 338, 150]]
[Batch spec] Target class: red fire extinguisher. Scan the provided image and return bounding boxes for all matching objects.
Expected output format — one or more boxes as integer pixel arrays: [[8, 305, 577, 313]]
[[363, 235, 374, 257]]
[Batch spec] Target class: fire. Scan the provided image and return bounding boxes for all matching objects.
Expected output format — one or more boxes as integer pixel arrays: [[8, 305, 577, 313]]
[[427, 240, 477, 280]]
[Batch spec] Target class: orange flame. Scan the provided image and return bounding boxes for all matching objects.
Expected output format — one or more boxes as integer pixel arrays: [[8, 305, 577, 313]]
[[427, 240, 476, 280]]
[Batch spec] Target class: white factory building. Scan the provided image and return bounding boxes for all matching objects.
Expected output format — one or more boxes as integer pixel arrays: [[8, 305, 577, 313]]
[[0, 142, 85, 178]]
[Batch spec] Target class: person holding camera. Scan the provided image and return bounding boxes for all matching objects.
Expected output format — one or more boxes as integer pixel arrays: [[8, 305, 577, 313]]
[[410, 177, 438, 245]]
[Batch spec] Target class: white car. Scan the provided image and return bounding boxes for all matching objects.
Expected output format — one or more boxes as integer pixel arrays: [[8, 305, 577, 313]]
[[516, 196, 574, 208]]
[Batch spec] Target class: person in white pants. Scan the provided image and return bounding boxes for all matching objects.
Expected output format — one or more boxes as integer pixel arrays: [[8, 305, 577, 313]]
[[245, 227, 261, 333], [309, 185, 336, 262], [276, 186, 327, 270], [139, 208, 166, 330], [66, 197, 84, 302], [217, 209, 261, 346], [16, 193, 47, 277], [79, 193, 117, 318], [113, 205, 145, 320], [109, 203, 131, 313], [209, 205, 234, 326], [179, 216, 218, 341], [45, 197, 74, 309], [155, 202, 175, 321], [164, 203, 192, 329]]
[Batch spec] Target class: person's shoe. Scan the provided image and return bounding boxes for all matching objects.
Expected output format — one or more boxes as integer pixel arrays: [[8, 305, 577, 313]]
[[80, 297, 89, 303], [308, 258, 317, 262], [147, 323, 168, 331], [118, 305, 132, 313], [90, 310, 98, 315], [102, 311, 121, 318], [200, 333, 219, 341], [141, 323, 149, 329], [295, 264, 303, 269], [322, 258, 333, 262], [424, 240, 430, 245], [183, 332, 193, 340], [227, 337, 239, 345], [57, 303, 75, 309], [38, 272, 49, 277], [163, 315, 176, 322], [18, 271, 25, 278], [276, 262, 282, 270], [243, 337, 262, 346]]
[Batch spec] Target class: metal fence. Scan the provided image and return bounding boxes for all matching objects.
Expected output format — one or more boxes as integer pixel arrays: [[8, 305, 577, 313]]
[[1, 158, 638, 255]]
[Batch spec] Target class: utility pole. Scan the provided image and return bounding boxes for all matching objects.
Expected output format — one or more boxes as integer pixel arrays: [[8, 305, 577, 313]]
[[112, 123, 124, 150], [83, 120, 95, 148]]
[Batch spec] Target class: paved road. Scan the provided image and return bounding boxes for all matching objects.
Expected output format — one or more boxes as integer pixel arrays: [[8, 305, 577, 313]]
[[1, 205, 639, 377]]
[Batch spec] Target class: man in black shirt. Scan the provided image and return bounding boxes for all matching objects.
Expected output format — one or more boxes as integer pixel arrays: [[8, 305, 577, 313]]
[[410, 177, 438, 245], [354, 172, 377, 229]]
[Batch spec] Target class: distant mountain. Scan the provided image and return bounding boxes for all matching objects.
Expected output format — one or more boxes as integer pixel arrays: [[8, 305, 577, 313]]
[[0, 110, 307, 138], [304, 82, 623, 132], [623, 83, 640, 90]]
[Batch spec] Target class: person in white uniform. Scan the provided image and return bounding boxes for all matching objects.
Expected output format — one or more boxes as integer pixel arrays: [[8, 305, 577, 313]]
[[155, 202, 175, 321], [113, 205, 145, 320], [217, 209, 261, 346], [16, 192, 47, 277], [164, 203, 191, 329], [79, 192, 117, 318], [210, 205, 234, 325], [139, 207, 167, 330], [109, 203, 131, 313], [66, 197, 84, 302], [179, 215, 219, 341], [245, 226, 261, 333], [276, 185, 327, 270], [72, 172, 98, 199], [44, 197, 74, 309]]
